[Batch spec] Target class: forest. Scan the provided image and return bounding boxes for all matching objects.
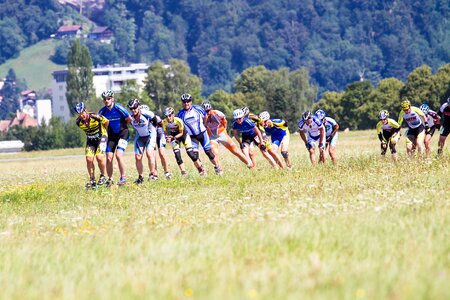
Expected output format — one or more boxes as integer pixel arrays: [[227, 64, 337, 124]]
[[1, 0, 449, 95]]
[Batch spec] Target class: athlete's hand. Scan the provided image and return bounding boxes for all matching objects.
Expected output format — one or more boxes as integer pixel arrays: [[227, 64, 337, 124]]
[[305, 142, 312, 150], [319, 143, 325, 149], [326, 135, 332, 143], [259, 143, 267, 151]]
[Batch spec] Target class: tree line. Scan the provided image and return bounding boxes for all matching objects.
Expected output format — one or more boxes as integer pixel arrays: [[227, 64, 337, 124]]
[[2, 39, 448, 151], [1, 0, 450, 96]]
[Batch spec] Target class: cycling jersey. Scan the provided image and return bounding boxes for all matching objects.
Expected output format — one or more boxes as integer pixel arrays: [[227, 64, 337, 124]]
[[425, 110, 440, 127], [248, 113, 265, 132], [376, 118, 401, 135], [398, 106, 426, 129], [439, 102, 450, 128], [323, 117, 338, 137], [233, 117, 257, 135], [177, 105, 207, 135], [204, 109, 227, 136], [131, 110, 157, 138], [264, 118, 289, 147], [162, 117, 185, 137], [76, 113, 108, 139], [76, 113, 108, 157], [98, 103, 130, 135], [131, 110, 157, 151], [298, 116, 324, 140]]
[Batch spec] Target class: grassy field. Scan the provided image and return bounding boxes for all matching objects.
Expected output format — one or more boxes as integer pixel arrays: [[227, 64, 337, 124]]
[[0, 130, 449, 299], [0, 39, 62, 91]]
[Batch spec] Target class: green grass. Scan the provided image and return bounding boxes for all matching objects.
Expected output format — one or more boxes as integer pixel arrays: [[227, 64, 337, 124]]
[[0, 39, 63, 91], [0, 130, 449, 299]]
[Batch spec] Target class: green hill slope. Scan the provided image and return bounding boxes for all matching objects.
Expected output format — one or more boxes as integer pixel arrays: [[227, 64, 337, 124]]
[[0, 39, 64, 91]]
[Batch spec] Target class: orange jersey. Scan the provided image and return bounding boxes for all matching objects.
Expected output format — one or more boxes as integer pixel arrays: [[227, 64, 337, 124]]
[[204, 109, 227, 136]]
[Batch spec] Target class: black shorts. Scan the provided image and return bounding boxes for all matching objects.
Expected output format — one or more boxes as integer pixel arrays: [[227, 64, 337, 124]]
[[106, 129, 129, 153], [156, 127, 166, 149], [425, 125, 437, 137], [406, 125, 424, 138], [242, 133, 261, 147], [440, 125, 450, 137]]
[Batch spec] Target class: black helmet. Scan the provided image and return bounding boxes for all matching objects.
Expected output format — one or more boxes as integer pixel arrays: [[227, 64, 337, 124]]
[[181, 93, 193, 102], [127, 98, 140, 110], [302, 111, 312, 120]]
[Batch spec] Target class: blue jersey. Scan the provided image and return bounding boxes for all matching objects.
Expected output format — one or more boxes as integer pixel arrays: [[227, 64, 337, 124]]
[[99, 103, 130, 135], [177, 105, 207, 135], [264, 118, 288, 139], [232, 117, 256, 135]]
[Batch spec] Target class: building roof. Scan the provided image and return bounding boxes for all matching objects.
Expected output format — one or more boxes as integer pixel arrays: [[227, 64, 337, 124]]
[[21, 90, 36, 97], [91, 26, 110, 34], [57, 25, 82, 33], [10, 112, 38, 128], [0, 120, 10, 133]]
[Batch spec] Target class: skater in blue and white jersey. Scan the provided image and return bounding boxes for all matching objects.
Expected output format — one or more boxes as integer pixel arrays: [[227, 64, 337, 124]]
[[177, 93, 223, 175], [298, 111, 326, 164], [128, 99, 159, 184], [98, 90, 132, 186], [315, 109, 339, 164]]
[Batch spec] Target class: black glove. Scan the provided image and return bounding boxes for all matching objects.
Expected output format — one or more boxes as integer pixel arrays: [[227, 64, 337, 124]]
[[305, 142, 312, 150], [259, 143, 267, 151], [326, 135, 333, 143]]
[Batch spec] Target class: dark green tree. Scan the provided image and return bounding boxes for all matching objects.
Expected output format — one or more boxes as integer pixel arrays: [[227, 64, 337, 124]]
[[144, 59, 202, 113], [66, 39, 95, 115]]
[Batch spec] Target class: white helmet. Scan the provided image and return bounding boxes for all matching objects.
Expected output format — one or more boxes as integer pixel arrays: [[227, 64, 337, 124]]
[[233, 108, 245, 120], [259, 111, 270, 121], [139, 104, 150, 111]]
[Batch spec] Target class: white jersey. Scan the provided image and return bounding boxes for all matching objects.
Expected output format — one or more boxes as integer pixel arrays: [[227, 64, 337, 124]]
[[323, 116, 338, 137], [131, 110, 157, 140], [298, 116, 324, 140], [398, 106, 426, 129]]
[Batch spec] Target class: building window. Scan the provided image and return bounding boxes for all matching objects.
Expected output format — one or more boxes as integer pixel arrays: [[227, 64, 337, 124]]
[[59, 96, 64, 101], [59, 85, 63, 91], [60, 106, 65, 111]]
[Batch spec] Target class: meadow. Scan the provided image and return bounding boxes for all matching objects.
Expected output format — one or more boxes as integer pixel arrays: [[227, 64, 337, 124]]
[[0, 130, 449, 300], [0, 39, 61, 91]]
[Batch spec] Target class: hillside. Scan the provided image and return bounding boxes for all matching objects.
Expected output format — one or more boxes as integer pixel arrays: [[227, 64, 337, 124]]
[[0, 39, 63, 91]]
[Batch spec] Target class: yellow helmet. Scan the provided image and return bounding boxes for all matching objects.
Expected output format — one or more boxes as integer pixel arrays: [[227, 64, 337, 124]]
[[401, 99, 411, 110]]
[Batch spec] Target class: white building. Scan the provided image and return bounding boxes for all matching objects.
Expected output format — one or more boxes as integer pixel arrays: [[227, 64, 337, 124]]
[[52, 63, 149, 122], [36, 99, 52, 125]]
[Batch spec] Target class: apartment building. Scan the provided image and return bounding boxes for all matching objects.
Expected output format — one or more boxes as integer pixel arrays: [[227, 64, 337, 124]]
[[52, 63, 149, 122]]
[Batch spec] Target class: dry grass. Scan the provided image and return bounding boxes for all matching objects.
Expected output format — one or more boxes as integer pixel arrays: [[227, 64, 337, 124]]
[[0, 130, 449, 299]]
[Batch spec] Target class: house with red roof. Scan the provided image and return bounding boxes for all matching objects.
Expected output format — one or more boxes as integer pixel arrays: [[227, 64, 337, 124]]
[[55, 25, 82, 39]]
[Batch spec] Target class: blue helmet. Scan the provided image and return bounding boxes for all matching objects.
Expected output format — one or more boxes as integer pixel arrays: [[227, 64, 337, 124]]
[[419, 104, 430, 114], [314, 109, 326, 120], [74, 102, 85, 114]]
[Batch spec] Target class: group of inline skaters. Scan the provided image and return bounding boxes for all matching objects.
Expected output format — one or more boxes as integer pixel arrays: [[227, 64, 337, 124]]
[[73, 90, 450, 189], [377, 98, 450, 161]]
